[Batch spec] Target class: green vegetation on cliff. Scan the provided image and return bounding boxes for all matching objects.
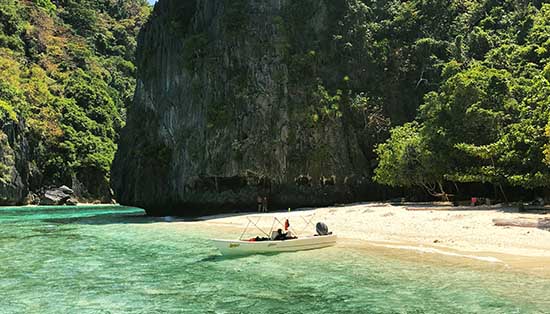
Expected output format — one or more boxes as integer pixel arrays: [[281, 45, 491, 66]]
[[0, 0, 150, 202], [374, 1, 550, 197], [241, 0, 550, 198]]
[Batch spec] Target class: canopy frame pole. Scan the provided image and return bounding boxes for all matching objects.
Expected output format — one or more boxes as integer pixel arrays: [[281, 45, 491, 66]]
[[273, 217, 285, 229], [274, 217, 299, 237], [268, 218, 277, 238], [298, 214, 315, 235], [239, 220, 252, 241], [246, 216, 271, 238]]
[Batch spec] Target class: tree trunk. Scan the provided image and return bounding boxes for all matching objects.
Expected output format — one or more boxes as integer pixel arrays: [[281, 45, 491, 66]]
[[493, 218, 550, 229], [438, 181, 449, 201], [498, 183, 508, 204]]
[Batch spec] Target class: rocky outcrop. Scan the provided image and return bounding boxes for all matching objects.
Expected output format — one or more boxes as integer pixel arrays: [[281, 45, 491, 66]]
[[40, 189, 70, 206], [39, 186, 77, 206], [0, 117, 97, 206], [0, 120, 30, 205], [0, 117, 95, 206], [113, 0, 387, 215]]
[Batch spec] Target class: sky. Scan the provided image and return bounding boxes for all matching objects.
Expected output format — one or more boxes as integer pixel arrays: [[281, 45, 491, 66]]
[[147, 0, 156, 4]]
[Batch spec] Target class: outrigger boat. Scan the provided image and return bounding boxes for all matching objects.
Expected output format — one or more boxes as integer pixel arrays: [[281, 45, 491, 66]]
[[212, 216, 337, 256]]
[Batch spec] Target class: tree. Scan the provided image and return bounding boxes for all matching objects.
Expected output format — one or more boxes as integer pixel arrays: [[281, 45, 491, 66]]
[[376, 59, 550, 196], [374, 122, 445, 195]]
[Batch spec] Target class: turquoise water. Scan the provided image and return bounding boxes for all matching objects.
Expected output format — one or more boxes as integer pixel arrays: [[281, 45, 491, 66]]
[[1, 206, 549, 313]]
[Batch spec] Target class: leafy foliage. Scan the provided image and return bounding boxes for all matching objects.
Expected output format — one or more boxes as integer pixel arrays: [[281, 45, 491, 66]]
[[0, 0, 150, 198], [375, 1, 550, 195], [374, 122, 441, 192]]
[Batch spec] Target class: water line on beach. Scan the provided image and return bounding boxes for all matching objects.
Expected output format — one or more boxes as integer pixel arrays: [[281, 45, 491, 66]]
[[372, 243, 504, 263]]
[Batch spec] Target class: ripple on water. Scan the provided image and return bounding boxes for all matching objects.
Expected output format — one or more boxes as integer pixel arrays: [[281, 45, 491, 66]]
[[0, 206, 549, 314]]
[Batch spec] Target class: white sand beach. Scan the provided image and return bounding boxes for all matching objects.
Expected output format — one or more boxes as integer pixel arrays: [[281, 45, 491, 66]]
[[174, 203, 550, 270]]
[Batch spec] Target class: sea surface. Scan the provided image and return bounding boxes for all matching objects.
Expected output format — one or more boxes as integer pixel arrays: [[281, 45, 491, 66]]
[[1, 205, 549, 314]]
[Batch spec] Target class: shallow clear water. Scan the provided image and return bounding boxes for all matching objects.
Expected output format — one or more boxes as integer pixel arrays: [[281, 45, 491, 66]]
[[1, 206, 549, 314]]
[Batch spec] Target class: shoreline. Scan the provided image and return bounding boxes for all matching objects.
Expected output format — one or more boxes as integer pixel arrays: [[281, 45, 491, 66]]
[[339, 238, 550, 279], [175, 202, 550, 273], [147, 218, 550, 278], [6, 201, 549, 273]]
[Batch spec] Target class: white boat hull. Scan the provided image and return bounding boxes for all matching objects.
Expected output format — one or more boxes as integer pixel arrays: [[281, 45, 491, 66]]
[[212, 234, 337, 256]]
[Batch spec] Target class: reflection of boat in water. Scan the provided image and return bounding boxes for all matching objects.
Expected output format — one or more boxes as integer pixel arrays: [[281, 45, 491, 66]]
[[212, 216, 337, 256], [212, 234, 337, 256]]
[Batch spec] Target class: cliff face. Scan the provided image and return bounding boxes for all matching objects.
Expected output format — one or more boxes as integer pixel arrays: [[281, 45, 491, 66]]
[[0, 120, 29, 205], [113, 0, 390, 215]]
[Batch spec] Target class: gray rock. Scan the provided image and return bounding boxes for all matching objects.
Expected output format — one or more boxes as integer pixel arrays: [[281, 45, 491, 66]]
[[58, 185, 74, 195], [40, 188, 71, 206], [28, 193, 40, 205]]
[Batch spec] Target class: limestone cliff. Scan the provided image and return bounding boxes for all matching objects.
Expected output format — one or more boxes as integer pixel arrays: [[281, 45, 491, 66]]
[[113, 0, 394, 215], [0, 120, 29, 205]]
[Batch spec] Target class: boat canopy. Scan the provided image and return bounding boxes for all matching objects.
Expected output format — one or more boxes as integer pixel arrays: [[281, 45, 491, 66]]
[[239, 214, 322, 241]]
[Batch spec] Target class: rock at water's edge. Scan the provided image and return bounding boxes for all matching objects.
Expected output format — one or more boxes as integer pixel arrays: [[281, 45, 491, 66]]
[[39, 187, 73, 206]]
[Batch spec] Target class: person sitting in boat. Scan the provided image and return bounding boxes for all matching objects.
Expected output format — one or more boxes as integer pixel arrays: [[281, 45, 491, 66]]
[[272, 228, 297, 241], [274, 228, 286, 240], [285, 229, 297, 240]]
